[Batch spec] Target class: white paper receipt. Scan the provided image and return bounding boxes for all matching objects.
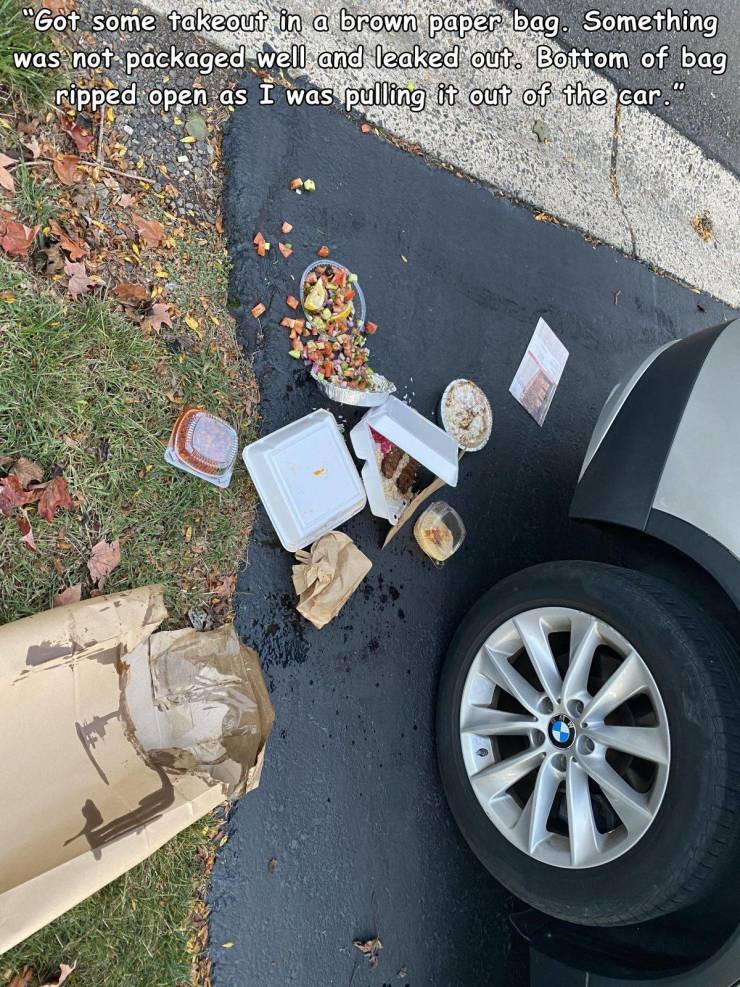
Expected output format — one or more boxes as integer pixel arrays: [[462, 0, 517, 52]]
[[510, 318, 569, 426]]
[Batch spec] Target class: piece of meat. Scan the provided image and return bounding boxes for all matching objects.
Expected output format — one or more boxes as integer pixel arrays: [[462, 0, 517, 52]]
[[396, 458, 418, 495], [381, 445, 403, 478]]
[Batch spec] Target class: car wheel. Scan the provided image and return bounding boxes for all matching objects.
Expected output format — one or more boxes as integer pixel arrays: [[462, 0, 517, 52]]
[[436, 561, 740, 927]]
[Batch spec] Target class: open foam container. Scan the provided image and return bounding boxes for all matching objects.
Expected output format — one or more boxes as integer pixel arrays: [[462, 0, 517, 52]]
[[243, 409, 366, 552], [350, 396, 459, 524]]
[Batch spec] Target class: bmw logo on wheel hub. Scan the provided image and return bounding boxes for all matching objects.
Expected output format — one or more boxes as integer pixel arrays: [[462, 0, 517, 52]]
[[549, 715, 575, 749]]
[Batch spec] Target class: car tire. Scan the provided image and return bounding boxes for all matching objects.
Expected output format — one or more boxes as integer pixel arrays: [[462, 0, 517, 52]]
[[436, 561, 740, 927]]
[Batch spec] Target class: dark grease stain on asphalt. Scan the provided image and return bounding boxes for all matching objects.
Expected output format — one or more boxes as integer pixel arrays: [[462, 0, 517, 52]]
[[212, 77, 729, 987]]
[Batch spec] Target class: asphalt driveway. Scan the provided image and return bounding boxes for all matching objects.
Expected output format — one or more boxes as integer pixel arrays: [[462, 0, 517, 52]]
[[211, 77, 730, 987]]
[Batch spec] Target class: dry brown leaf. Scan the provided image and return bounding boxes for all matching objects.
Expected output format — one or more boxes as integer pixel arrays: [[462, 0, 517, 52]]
[[133, 214, 164, 247], [1, 218, 39, 257], [9, 456, 44, 488], [53, 583, 82, 607], [50, 219, 88, 260], [7, 966, 34, 987], [24, 136, 42, 158], [0, 475, 41, 515], [64, 259, 94, 300], [53, 154, 80, 186], [40, 961, 77, 987], [60, 112, 93, 153], [0, 152, 15, 194], [17, 510, 36, 551], [142, 302, 172, 331], [114, 281, 149, 303], [117, 192, 135, 208], [37, 474, 74, 522], [88, 538, 120, 588]]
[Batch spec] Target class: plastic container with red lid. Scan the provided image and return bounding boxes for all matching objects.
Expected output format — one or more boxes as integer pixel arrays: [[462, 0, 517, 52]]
[[164, 409, 238, 488]]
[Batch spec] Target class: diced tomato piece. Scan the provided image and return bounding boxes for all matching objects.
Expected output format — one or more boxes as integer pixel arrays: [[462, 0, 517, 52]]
[[289, 178, 303, 190], [286, 295, 299, 310], [279, 242, 293, 259], [365, 321, 378, 334], [344, 288, 355, 302], [253, 231, 265, 246], [316, 245, 330, 258], [281, 317, 295, 329], [251, 303, 266, 318], [333, 268, 347, 288], [322, 361, 333, 377]]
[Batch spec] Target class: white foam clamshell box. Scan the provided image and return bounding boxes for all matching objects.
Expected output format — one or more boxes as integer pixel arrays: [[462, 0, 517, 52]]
[[243, 409, 367, 552], [350, 396, 459, 524]]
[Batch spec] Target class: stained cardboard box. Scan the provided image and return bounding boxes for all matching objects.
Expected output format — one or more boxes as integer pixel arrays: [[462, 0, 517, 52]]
[[0, 585, 274, 954]]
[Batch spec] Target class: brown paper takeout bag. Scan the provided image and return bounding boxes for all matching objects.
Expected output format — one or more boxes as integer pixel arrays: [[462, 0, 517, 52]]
[[0, 585, 274, 954], [292, 531, 372, 629]]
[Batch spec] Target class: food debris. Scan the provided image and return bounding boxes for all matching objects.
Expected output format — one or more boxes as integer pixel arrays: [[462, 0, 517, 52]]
[[278, 242, 293, 258], [251, 302, 266, 318], [286, 294, 299, 310], [303, 178, 316, 192], [361, 123, 372, 134], [313, 467, 327, 477], [316, 245, 330, 258], [690, 211, 713, 242], [353, 936, 383, 970], [289, 177, 303, 190], [281, 221, 293, 234]]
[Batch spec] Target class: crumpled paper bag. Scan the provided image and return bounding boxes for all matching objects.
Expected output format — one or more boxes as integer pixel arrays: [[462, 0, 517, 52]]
[[292, 531, 372, 629]]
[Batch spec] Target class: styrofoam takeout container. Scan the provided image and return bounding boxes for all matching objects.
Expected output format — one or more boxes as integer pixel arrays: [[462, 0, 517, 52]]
[[350, 396, 459, 525], [242, 409, 366, 552]]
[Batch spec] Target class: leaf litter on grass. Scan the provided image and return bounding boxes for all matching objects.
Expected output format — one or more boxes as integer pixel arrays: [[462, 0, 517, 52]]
[[0, 2, 262, 981]]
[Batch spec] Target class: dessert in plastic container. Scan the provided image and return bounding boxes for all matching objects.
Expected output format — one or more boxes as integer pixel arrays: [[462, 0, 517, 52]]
[[414, 501, 466, 564], [164, 408, 238, 488]]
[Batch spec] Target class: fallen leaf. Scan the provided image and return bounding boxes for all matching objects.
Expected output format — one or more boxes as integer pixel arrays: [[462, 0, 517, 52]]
[[9, 456, 44, 488], [185, 113, 208, 140], [1, 219, 39, 257], [37, 474, 74, 522], [40, 962, 77, 987], [114, 281, 149, 303], [184, 313, 199, 331], [88, 538, 120, 588], [142, 302, 172, 331], [50, 219, 88, 260], [60, 112, 94, 153], [0, 152, 15, 193], [65, 259, 94, 300], [17, 511, 36, 551], [7, 966, 34, 987], [354, 936, 383, 969], [118, 192, 135, 208], [24, 135, 42, 158], [53, 154, 80, 185], [53, 583, 82, 607], [133, 214, 164, 247], [0, 475, 40, 515]]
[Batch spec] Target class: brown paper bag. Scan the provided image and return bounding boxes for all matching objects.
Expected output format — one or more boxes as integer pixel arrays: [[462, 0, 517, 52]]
[[0, 586, 274, 954], [292, 531, 372, 629]]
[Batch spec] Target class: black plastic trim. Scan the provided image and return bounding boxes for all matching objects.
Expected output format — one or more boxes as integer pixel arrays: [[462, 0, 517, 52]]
[[646, 510, 740, 612], [570, 322, 730, 530]]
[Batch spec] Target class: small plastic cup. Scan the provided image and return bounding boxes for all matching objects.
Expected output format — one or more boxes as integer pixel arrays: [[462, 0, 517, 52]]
[[414, 502, 466, 565]]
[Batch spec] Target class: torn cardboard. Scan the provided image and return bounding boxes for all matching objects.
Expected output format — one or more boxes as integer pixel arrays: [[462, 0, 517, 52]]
[[0, 586, 274, 955]]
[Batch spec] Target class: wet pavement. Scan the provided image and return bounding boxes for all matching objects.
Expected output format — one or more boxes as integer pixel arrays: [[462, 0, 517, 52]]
[[213, 77, 730, 987]]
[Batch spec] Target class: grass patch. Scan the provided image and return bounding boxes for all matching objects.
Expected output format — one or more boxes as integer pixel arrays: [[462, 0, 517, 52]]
[[12, 164, 60, 228], [0, 222, 257, 985], [0, 0, 56, 107], [0, 229, 257, 624], [1, 817, 220, 987]]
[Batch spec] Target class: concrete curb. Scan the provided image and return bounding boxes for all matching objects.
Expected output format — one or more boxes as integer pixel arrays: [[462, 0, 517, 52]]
[[147, 0, 739, 305]]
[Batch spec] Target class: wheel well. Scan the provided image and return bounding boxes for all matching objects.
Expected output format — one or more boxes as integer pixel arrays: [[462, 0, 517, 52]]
[[578, 520, 740, 653]]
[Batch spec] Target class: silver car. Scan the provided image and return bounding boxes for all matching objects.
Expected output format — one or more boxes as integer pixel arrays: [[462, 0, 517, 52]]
[[436, 320, 740, 957]]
